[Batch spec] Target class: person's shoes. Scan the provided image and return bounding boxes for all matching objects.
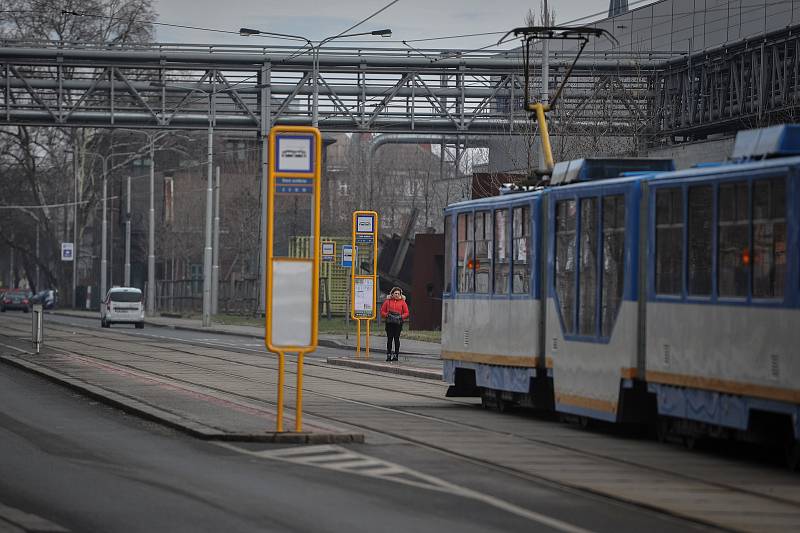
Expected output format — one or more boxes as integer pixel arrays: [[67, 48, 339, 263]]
[[392, 354, 399, 362], [386, 354, 392, 362]]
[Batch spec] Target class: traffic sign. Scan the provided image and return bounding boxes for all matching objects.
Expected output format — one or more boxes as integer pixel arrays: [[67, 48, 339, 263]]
[[356, 213, 375, 233], [266, 125, 322, 434], [61, 242, 74, 261], [341, 245, 354, 268], [321, 242, 335, 262]]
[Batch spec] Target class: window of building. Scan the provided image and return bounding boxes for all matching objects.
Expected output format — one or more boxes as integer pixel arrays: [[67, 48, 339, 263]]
[[457, 212, 474, 293], [555, 200, 576, 333], [578, 198, 598, 336], [655, 188, 683, 295], [753, 177, 787, 298], [718, 182, 749, 298], [687, 185, 713, 296], [443, 215, 452, 294], [512, 206, 531, 294], [475, 211, 492, 294], [601, 195, 626, 337], [494, 209, 509, 295]]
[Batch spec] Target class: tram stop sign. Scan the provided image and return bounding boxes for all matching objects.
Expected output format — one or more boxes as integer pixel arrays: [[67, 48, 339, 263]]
[[266, 126, 322, 353]]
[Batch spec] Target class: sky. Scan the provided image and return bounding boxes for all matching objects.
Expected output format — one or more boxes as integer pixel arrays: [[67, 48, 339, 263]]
[[152, 0, 657, 50]]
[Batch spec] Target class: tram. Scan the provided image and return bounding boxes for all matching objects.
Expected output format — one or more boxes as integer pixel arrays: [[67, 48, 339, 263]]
[[441, 124, 800, 466]]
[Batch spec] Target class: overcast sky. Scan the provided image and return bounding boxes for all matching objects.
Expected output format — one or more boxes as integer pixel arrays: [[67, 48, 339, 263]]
[[153, 1, 656, 49]]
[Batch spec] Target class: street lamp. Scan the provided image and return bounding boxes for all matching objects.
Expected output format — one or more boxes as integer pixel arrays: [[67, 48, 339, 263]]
[[115, 128, 164, 316], [82, 149, 142, 301], [149, 82, 235, 327], [81, 152, 110, 300], [239, 28, 391, 127]]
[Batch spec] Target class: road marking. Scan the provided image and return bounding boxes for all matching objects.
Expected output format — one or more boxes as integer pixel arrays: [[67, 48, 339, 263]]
[[0, 502, 69, 532], [219, 444, 596, 533]]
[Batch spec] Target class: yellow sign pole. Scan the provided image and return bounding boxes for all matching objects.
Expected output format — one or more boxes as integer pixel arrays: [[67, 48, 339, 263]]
[[351, 210, 378, 360], [265, 125, 321, 433]]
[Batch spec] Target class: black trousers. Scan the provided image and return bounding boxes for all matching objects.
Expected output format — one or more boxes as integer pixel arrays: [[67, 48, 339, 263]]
[[385, 322, 402, 355]]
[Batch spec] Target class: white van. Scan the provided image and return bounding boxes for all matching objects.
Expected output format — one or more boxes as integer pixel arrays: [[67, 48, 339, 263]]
[[101, 287, 145, 329]]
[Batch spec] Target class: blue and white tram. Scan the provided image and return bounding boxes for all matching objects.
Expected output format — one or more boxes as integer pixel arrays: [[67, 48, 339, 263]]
[[442, 190, 550, 409], [441, 124, 800, 463]]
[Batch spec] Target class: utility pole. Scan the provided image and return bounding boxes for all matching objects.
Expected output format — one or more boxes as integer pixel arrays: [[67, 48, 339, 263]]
[[101, 156, 108, 299], [124, 175, 131, 286], [212, 165, 220, 315], [72, 143, 78, 308], [202, 92, 214, 327], [148, 139, 155, 315], [539, 0, 550, 173]]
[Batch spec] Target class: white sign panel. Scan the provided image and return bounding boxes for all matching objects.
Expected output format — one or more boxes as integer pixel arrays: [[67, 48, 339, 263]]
[[356, 214, 374, 233], [270, 260, 313, 347], [276, 136, 313, 173], [353, 277, 375, 317], [61, 242, 74, 261], [321, 242, 335, 256]]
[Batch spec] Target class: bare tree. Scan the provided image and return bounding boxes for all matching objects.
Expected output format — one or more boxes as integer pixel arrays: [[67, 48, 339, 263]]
[[0, 0, 156, 295]]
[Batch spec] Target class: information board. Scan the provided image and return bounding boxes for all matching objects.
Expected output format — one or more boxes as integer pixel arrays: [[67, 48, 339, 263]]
[[353, 277, 375, 318]]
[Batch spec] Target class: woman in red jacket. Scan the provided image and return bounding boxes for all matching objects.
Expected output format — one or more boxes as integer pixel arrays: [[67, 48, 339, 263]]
[[380, 287, 410, 362]]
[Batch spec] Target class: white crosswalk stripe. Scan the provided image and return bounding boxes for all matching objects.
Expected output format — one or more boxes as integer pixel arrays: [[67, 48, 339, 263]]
[[217, 444, 596, 533]]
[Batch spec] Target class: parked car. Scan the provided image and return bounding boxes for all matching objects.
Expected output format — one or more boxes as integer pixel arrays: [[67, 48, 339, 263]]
[[1, 289, 33, 312], [100, 287, 144, 329], [31, 289, 57, 309]]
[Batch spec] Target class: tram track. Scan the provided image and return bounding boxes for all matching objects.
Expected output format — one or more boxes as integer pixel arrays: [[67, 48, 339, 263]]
[[1, 316, 798, 531]]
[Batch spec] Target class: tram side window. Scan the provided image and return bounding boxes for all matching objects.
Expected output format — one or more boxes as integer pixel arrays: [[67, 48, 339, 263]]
[[687, 185, 713, 296], [601, 195, 625, 337], [443, 215, 452, 294], [475, 211, 493, 294], [457, 212, 474, 293], [655, 188, 683, 295], [718, 182, 749, 298], [494, 209, 510, 295], [555, 200, 576, 333], [578, 199, 598, 336], [512, 206, 531, 294], [753, 178, 786, 298]]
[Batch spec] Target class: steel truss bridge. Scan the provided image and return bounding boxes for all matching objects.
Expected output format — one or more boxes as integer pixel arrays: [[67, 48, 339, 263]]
[[2, 29, 798, 141], [652, 27, 800, 140], [0, 40, 664, 136]]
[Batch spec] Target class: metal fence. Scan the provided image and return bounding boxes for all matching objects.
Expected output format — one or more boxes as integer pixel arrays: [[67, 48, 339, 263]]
[[155, 278, 259, 315]]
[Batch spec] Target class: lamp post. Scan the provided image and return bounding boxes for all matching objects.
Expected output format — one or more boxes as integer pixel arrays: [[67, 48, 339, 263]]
[[238, 28, 391, 127], [149, 83, 229, 327], [115, 129, 160, 316], [83, 150, 138, 301]]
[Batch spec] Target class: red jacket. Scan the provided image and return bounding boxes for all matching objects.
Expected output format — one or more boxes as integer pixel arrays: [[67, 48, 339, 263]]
[[380, 297, 409, 320]]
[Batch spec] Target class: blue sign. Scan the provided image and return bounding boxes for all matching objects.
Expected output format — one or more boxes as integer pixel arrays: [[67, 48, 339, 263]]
[[355, 234, 374, 244], [275, 177, 314, 194], [341, 245, 354, 268]]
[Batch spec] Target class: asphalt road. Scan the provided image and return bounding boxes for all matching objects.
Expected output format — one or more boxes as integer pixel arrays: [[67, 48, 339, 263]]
[[0, 364, 548, 533], [0, 313, 723, 533]]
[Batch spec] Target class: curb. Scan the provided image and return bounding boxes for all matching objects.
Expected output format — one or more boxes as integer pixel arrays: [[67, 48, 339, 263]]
[[0, 351, 364, 444], [326, 357, 442, 380]]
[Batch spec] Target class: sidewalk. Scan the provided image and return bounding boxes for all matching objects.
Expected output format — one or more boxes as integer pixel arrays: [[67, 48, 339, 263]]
[[51, 309, 443, 379]]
